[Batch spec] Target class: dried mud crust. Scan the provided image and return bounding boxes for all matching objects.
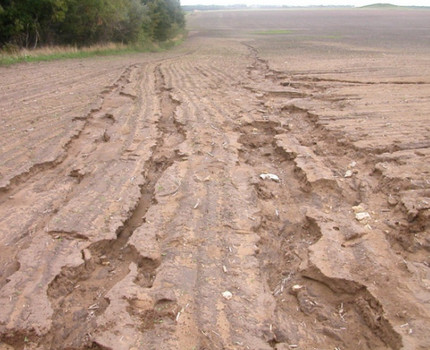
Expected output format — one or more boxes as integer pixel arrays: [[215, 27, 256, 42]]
[[1, 9, 430, 350]]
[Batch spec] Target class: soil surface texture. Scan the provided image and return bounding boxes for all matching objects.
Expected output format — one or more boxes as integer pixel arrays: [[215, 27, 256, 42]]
[[1, 8, 430, 350]]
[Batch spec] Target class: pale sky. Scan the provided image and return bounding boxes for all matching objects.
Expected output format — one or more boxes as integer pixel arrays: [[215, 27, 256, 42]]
[[181, 0, 430, 6]]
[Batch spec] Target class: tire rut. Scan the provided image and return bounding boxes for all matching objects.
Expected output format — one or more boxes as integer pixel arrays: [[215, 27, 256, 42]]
[[240, 43, 404, 349], [237, 116, 401, 350], [0, 63, 186, 350], [41, 67, 184, 350], [275, 77, 429, 267], [244, 41, 428, 262], [0, 64, 141, 296]]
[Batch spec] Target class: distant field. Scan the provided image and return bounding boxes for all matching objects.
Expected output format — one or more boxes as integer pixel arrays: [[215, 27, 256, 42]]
[[187, 8, 430, 50]]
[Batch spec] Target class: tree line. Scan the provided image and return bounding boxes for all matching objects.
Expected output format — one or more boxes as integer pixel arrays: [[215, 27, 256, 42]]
[[0, 0, 185, 49]]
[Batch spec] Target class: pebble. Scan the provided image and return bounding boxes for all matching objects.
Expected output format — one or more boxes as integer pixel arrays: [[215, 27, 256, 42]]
[[222, 291, 233, 300], [356, 212, 371, 221], [291, 285, 304, 294], [344, 170, 353, 178], [260, 173, 280, 182]]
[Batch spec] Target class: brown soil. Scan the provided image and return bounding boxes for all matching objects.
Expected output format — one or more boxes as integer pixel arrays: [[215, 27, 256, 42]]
[[1, 8, 430, 350]]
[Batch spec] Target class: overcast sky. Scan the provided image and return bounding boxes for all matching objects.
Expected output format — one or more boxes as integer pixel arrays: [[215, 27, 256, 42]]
[[181, 0, 430, 6]]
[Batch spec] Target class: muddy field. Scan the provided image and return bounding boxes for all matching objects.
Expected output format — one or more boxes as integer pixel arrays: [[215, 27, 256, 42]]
[[1, 8, 430, 350]]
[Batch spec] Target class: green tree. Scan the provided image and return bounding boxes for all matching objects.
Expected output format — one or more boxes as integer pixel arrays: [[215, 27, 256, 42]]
[[142, 0, 184, 41], [0, 0, 67, 48], [57, 0, 110, 45], [58, 0, 147, 45], [0, 0, 185, 48], [112, 0, 147, 43]]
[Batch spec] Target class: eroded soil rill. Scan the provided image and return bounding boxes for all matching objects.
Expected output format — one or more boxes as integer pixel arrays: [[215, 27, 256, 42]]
[[1, 8, 430, 350]]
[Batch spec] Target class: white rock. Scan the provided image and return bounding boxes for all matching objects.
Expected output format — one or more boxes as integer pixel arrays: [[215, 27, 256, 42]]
[[344, 170, 353, 178], [292, 284, 304, 291], [260, 173, 280, 182], [356, 212, 371, 221], [222, 291, 233, 300]]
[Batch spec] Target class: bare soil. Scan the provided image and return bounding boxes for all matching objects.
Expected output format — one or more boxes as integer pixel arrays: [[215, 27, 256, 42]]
[[1, 8, 430, 350]]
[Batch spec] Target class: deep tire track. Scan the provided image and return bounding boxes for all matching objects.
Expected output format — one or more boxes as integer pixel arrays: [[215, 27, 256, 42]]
[[38, 65, 186, 350]]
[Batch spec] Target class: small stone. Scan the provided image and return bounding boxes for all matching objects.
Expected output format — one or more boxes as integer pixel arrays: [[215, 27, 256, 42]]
[[222, 291, 233, 300], [260, 173, 280, 182], [356, 212, 371, 221], [290, 284, 304, 295], [349, 161, 357, 168], [344, 170, 353, 178]]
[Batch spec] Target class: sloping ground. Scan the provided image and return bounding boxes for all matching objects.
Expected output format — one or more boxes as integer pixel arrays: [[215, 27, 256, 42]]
[[1, 9, 430, 350]]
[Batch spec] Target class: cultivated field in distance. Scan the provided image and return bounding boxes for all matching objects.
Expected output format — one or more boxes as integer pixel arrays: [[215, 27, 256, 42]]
[[1, 8, 429, 350]]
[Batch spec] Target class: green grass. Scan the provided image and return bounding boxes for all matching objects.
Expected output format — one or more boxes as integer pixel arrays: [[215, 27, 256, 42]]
[[0, 33, 187, 66], [0, 46, 140, 66], [251, 29, 294, 35]]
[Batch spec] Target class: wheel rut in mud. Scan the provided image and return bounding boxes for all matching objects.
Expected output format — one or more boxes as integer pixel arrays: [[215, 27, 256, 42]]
[[0, 64, 139, 307], [35, 65, 186, 350], [237, 118, 400, 349], [245, 39, 429, 262], [238, 43, 404, 349]]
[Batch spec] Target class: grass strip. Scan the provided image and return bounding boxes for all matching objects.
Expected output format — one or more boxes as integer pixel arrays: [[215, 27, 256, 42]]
[[0, 35, 186, 66]]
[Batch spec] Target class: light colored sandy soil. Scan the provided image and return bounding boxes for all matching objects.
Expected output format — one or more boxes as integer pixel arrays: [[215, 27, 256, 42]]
[[0, 8, 429, 350]]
